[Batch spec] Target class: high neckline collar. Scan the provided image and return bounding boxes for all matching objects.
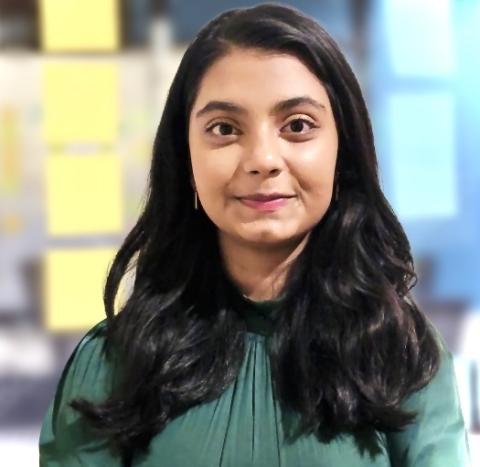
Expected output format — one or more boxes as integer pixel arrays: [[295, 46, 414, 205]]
[[226, 278, 286, 336]]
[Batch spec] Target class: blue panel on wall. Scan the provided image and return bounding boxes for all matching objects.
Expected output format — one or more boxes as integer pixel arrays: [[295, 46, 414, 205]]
[[383, 0, 455, 77], [388, 91, 458, 220]]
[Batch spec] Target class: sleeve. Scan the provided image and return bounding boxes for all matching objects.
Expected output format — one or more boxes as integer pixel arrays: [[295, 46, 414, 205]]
[[386, 327, 472, 467], [38, 320, 119, 467]]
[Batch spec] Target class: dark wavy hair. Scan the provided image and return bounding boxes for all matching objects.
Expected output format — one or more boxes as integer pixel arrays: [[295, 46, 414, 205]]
[[71, 2, 440, 464]]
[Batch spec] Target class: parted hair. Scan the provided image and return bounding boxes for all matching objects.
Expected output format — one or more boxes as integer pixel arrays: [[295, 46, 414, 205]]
[[71, 3, 440, 465]]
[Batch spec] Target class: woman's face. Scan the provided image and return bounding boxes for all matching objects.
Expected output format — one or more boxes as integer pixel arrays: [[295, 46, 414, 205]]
[[188, 47, 338, 249]]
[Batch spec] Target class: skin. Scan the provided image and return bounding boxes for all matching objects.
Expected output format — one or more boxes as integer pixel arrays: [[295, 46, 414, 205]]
[[188, 47, 339, 300]]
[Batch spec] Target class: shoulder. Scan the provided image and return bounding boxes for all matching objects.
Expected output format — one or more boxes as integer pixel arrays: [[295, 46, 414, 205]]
[[425, 319, 455, 391], [386, 321, 471, 466], [39, 320, 118, 461], [70, 319, 108, 359], [70, 319, 109, 360], [54, 319, 115, 406], [405, 320, 455, 407]]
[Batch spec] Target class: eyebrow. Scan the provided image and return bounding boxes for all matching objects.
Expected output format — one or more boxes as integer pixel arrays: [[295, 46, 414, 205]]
[[194, 96, 326, 119]]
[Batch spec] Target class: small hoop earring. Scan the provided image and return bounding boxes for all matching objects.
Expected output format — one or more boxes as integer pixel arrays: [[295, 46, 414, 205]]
[[194, 190, 198, 210]]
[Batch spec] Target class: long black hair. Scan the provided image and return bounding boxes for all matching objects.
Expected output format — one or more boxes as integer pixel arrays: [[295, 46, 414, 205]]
[[71, 2, 440, 463]]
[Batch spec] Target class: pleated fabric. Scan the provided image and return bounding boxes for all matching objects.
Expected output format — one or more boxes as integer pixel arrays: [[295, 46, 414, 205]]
[[39, 289, 471, 466]]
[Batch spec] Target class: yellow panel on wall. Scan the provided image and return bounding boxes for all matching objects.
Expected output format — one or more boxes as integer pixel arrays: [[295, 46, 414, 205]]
[[40, 0, 120, 52], [43, 247, 117, 332], [45, 153, 123, 235], [0, 106, 21, 193], [42, 61, 118, 144]]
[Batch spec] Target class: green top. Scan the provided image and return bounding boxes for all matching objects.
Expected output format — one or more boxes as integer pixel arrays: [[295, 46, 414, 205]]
[[39, 286, 471, 466]]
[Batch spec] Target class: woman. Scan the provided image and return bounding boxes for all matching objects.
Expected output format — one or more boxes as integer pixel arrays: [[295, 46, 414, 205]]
[[39, 3, 471, 466]]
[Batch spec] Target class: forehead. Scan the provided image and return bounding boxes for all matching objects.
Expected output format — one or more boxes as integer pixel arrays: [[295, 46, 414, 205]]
[[192, 48, 331, 113]]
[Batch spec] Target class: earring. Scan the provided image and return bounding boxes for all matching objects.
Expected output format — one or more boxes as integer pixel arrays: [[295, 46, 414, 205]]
[[194, 190, 198, 210]]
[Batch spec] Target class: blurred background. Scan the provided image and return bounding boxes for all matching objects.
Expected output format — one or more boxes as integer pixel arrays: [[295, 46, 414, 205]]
[[0, 0, 478, 464]]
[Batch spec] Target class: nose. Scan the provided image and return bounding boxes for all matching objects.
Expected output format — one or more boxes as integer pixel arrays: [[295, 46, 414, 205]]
[[241, 127, 284, 176]]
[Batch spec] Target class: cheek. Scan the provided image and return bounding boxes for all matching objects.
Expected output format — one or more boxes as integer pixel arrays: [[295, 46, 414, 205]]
[[289, 143, 337, 195], [191, 148, 238, 200]]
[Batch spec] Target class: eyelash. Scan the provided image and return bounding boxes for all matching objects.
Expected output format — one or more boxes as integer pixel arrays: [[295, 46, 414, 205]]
[[205, 118, 317, 138]]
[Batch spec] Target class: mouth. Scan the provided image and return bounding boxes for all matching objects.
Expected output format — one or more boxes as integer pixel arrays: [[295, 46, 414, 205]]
[[237, 195, 296, 211], [237, 193, 296, 202]]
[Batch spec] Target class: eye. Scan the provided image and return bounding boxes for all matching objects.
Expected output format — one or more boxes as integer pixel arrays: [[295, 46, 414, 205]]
[[205, 121, 240, 137], [282, 118, 317, 134]]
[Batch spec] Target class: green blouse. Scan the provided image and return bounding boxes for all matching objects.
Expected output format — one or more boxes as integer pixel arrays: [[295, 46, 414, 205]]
[[39, 287, 471, 466]]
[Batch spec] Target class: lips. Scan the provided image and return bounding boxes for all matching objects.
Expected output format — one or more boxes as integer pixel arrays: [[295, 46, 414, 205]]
[[238, 194, 295, 212], [239, 193, 295, 201]]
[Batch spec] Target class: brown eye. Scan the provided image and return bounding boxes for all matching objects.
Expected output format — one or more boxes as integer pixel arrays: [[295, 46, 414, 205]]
[[284, 118, 316, 134], [216, 123, 234, 136], [206, 121, 239, 137]]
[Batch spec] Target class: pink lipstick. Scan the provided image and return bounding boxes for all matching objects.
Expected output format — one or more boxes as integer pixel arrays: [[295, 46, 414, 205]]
[[239, 197, 292, 211]]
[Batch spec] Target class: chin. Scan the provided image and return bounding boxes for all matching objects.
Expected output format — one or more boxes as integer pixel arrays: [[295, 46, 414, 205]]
[[240, 231, 298, 247]]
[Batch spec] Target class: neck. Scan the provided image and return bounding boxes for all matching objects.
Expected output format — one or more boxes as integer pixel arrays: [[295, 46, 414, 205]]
[[218, 232, 310, 301]]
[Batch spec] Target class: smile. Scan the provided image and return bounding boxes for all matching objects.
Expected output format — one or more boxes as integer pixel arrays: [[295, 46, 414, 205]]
[[238, 196, 294, 212]]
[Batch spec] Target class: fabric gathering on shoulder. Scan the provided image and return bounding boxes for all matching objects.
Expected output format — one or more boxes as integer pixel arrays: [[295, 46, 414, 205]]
[[385, 323, 472, 466], [38, 314, 472, 467], [39, 319, 119, 466]]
